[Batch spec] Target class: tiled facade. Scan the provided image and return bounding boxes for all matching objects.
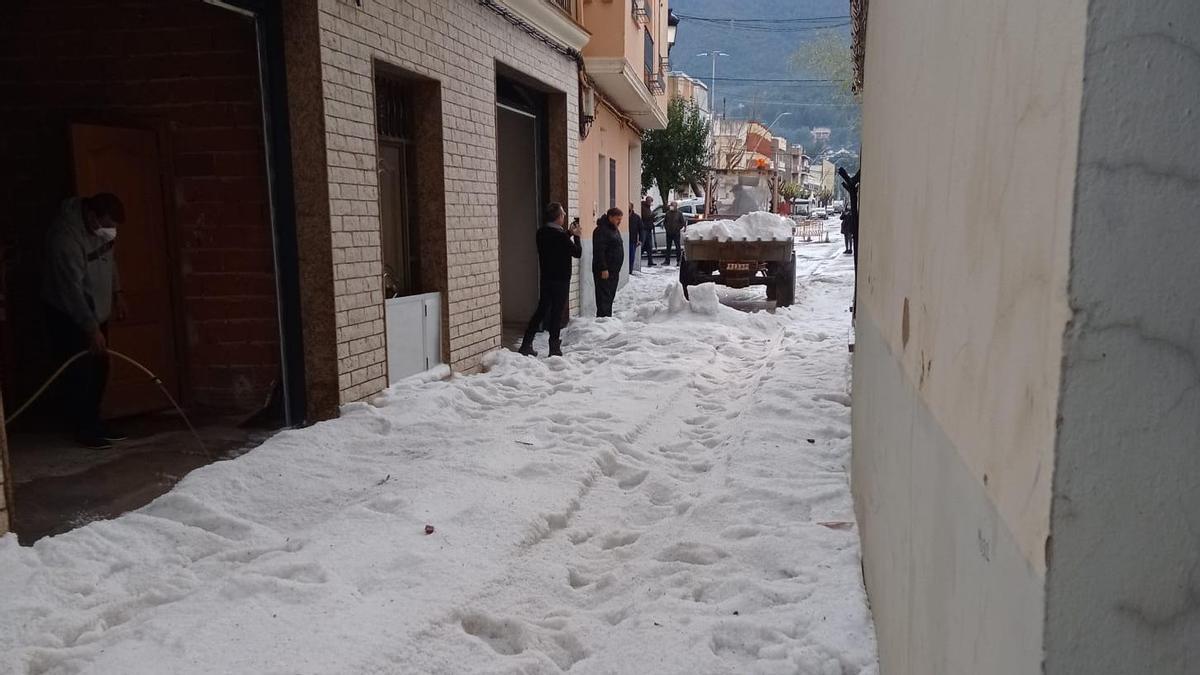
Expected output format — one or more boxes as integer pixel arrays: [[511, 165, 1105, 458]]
[[315, 0, 581, 404]]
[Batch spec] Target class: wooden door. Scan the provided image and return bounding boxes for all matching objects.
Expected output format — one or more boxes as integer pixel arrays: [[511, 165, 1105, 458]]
[[71, 124, 178, 417]]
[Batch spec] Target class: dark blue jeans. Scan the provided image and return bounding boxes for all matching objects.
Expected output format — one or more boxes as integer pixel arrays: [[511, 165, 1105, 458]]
[[663, 231, 681, 264]]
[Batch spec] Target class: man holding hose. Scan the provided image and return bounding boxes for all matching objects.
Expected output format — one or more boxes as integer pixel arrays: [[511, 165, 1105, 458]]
[[41, 193, 128, 449]]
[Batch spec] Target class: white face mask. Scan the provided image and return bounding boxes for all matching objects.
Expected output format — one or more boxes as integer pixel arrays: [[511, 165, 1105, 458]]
[[95, 227, 117, 242]]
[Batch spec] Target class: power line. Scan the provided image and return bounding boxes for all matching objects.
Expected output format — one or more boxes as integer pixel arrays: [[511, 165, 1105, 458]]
[[681, 21, 849, 33], [705, 76, 848, 83], [676, 13, 851, 23]]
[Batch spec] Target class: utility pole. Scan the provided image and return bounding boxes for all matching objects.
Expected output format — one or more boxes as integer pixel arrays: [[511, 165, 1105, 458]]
[[696, 51, 728, 112]]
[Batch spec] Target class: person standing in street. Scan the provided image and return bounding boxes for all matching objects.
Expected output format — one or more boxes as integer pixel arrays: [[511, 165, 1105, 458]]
[[841, 211, 858, 255], [519, 203, 581, 358], [640, 195, 656, 267], [42, 193, 128, 449], [592, 207, 624, 318], [662, 200, 686, 266], [627, 202, 642, 271]]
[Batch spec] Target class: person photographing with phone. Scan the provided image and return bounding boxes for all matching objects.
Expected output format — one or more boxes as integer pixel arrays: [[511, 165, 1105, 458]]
[[518, 203, 581, 357]]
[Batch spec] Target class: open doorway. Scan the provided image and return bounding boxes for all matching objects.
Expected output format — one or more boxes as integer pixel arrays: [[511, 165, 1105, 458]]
[[375, 64, 448, 383], [0, 0, 299, 542], [497, 75, 550, 336]]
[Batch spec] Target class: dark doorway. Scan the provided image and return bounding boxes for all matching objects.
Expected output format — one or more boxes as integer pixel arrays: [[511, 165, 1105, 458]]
[[496, 75, 551, 330], [0, 0, 302, 542]]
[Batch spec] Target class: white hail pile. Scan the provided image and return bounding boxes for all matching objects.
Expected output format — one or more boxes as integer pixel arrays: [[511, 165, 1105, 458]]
[[684, 211, 794, 242]]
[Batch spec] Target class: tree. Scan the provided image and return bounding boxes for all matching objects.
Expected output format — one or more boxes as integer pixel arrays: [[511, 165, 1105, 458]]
[[642, 98, 711, 200], [792, 33, 862, 139], [779, 181, 801, 201], [792, 33, 857, 103]]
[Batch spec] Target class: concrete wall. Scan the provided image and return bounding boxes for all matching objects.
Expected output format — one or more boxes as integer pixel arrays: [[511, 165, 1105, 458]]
[[1044, 1, 1200, 672], [314, 0, 579, 402], [852, 0, 1086, 672]]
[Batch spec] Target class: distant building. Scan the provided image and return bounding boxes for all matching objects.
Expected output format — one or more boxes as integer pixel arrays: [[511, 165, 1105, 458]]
[[810, 127, 832, 144], [667, 72, 710, 119]]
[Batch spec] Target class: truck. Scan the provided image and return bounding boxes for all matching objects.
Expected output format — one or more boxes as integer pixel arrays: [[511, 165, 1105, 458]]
[[678, 215, 797, 307]]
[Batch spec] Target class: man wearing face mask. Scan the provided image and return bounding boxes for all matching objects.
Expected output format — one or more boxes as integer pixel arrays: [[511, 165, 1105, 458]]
[[42, 193, 128, 449]]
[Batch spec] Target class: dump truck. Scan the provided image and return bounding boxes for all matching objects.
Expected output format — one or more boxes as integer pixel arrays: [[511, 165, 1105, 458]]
[[678, 213, 797, 307]]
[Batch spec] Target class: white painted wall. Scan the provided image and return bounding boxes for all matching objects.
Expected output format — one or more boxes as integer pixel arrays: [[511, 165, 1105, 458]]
[[1044, 2, 1200, 672], [853, 0, 1086, 671]]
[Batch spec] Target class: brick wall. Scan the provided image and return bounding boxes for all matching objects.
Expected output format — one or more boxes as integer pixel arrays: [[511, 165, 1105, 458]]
[[0, 1, 279, 413], [316, 0, 581, 403]]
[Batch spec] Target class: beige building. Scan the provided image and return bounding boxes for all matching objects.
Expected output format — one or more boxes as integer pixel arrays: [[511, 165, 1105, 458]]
[[575, 0, 671, 309], [851, 0, 1200, 673], [667, 72, 709, 118]]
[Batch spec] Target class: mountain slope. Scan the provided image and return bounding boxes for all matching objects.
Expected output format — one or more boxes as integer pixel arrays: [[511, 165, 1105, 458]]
[[669, 0, 859, 152]]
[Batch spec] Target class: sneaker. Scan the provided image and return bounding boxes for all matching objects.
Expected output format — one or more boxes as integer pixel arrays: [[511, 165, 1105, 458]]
[[76, 435, 114, 450]]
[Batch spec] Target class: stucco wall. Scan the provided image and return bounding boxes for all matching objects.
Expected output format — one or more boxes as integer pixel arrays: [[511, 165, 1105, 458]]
[[853, 0, 1086, 671], [578, 103, 639, 315], [1044, 2, 1200, 672]]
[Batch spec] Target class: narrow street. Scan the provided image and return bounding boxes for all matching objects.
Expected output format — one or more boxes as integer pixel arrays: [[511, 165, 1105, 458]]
[[0, 223, 876, 674]]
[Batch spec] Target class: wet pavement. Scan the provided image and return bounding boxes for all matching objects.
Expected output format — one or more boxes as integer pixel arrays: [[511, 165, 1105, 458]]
[[9, 413, 273, 544]]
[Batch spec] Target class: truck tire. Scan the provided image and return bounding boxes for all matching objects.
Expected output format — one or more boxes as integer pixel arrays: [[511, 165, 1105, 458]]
[[680, 257, 697, 299], [776, 254, 797, 307]]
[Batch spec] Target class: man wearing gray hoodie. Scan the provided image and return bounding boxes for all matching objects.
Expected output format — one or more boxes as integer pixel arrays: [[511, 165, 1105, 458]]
[[42, 193, 127, 449]]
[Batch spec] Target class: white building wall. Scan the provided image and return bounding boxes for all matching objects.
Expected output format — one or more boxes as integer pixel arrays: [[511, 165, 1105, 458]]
[[1044, 1, 1200, 672], [852, 0, 1086, 671]]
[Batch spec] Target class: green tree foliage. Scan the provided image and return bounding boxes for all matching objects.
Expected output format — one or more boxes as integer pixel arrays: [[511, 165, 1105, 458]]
[[779, 181, 801, 201], [792, 33, 857, 102], [642, 98, 711, 197]]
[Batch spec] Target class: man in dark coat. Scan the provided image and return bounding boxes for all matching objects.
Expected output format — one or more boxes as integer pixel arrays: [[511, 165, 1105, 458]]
[[841, 211, 858, 255], [640, 195, 656, 266], [627, 202, 642, 270], [592, 207, 625, 318], [662, 200, 686, 266], [519, 202, 582, 357]]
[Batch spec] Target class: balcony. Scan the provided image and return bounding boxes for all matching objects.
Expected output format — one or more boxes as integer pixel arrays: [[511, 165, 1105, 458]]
[[580, 0, 668, 129], [496, 0, 590, 51], [645, 56, 667, 95], [631, 0, 650, 25]]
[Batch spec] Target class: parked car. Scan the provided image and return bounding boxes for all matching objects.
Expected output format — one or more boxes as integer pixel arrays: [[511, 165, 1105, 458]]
[[811, 208, 828, 219], [831, 200, 846, 214]]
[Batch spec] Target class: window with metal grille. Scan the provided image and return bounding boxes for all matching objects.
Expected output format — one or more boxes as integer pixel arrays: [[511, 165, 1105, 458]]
[[609, 158, 617, 209], [375, 73, 420, 298], [644, 30, 654, 80]]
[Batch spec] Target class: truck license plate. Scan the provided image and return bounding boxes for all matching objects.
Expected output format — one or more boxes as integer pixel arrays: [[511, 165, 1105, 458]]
[[724, 262, 752, 272]]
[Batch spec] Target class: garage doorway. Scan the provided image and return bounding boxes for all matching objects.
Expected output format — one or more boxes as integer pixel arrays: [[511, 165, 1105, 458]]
[[0, 0, 304, 542], [497, 76, 549, 330]]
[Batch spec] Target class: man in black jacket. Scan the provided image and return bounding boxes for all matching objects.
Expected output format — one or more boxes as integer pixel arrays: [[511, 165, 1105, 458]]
[[627, 202, 642, 270], [519, 202, 582, 357], [662, 201, 687, 266], [640, 196, 656, 266], [592, 207, 625, 318]]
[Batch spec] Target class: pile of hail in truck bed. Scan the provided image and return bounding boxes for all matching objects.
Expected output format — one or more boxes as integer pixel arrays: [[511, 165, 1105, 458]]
[[683, 211, 794, 242]]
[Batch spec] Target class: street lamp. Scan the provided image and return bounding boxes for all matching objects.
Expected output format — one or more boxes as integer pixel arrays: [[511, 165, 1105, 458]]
[[696, 51, 728, 113], [667, 10, 679, 54], [765, 111, 792, 135]]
